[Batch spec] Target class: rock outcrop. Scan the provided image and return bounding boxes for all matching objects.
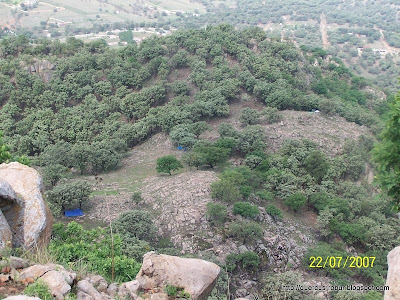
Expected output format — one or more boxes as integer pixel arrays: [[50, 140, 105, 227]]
[[136, 251, 220, 300], [23, 59, 55, 82], [385, 246, 400, 299], [20, 264, 76, 299], [0, 162, 52, 249]]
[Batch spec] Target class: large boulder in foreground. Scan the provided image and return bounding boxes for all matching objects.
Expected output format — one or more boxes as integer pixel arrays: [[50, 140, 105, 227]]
[[385, 246, 400, 299], [136, 251, 220, 300], [0, 162, 52, 249]]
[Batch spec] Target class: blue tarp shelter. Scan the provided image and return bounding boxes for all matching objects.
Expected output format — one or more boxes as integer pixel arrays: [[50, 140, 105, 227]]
[[177, 146, 183, 150], [64, 208, 84, 217]]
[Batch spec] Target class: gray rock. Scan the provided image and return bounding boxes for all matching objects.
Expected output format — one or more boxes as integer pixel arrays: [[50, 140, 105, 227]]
[[3, 297, 41, 300], [77, 280, 103, 300], [238, 245, 248, 253], [385, 246, 400, 299], [0, 210, 11, 250], [0, 162, 53, 249], [9, 256, 30, 269], [235, 289, 248, 298], [88, 275, 108, 293], [77, 291, 95, 300], [136, 252, 220, 300], [106, 283, 118, 297], [41, 270, 72, 300], [20, 264, 53, 280], [149, 293, 169, 300]]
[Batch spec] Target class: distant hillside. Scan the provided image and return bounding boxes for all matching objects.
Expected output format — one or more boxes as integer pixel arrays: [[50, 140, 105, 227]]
[[173, 0, 400, 93], [0, 25, 384, 170], [0, 26, 397, 299]]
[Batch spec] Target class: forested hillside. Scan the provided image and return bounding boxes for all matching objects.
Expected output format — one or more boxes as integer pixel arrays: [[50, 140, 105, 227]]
[[0, 26, 398, 299]]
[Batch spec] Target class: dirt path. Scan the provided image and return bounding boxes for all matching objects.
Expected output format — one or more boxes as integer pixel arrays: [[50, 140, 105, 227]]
[[320, 13, 330, 49], [379, 29, 400, 54]]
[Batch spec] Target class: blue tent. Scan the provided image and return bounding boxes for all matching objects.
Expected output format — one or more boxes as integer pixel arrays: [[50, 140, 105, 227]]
[[64, 208, 84, 217], [177, 145, 183, 150]]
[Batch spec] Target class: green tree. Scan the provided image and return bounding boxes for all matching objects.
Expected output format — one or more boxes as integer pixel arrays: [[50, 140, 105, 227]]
[[206, 202, 227, 225], [228, 221, 263, 242], [266, 204, 283, 220], [211, 179, 242, 203], [193, 146, 230, 168], [373, 93, 400, 209], [233, 202, 260, 218], [156, 155, 183, 175], [0, 131, 12, 163], [42, 164, 68, 187], [239, 108, 259, 126], [46, 181, 91, 215], [304, 151, 329, 183], [112, 210, 157, 242], [285, 192, 307, 212]]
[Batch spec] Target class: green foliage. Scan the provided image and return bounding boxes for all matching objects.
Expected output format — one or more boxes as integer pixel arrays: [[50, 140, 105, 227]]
[[112, 210, 157, 242], [262, 271, 310, 300], [239, 107, 259, 126], [0, 131, 30, 165], [156, 155, 183, 175], [46, 180, 91, 215], [373, 92, 400, 210], [228, 221, 263, 242], [233, 202, 260, 218], [236, 125, 266, 154], [42, 164, 68, 187], [164, 285, 178, 297], [206, 202, 227, 225], [192, 145, 230, 168], [164, 285, 191, 298], [24, 280, 53, 300], [211, 180, 242, 203], [266, 204, 283, 220], [304, 151, 329, 183], [0, 131, 12, 163], [50, 222, 141, 282], [171, 80, 189, 96], [285, 192, 307, 212], [260, 107, 283, 124], [131, 191, 142, 205], [226, 251, 260, 272]]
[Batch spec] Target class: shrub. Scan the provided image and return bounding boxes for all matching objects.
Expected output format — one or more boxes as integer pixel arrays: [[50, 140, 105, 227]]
[[244, 155, 263, 169], [261, 107, 283, 124], [239, 108, 260, 125], [226, 251, 260, 272], [156, 155, 183, 175], [112, 210, 157, 242], [46, 180, 91, 215], [304, 151, 329, 183], [266, 204, 283, 220], [24, 280, 52, 300], [131, 191, 142, 205], [256, 190, 274, 201], [171, 80, 189, 96], [164, 285, 191, 298], [42, 164, 68, 187], [309, 192, 332, 212], [211, 180, 242, 203], [239, 185, 252, 199], [236, 125, 266, 154], [233, 202, 260, 218], [193, 145, 230, 167], [262, 271, 309, 300], [206, 202, 228, 225], [228, 221, 263, 242], [285, 192, 307, 212], [164, 285, 178, 297], [50, 222, 141, 282]]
